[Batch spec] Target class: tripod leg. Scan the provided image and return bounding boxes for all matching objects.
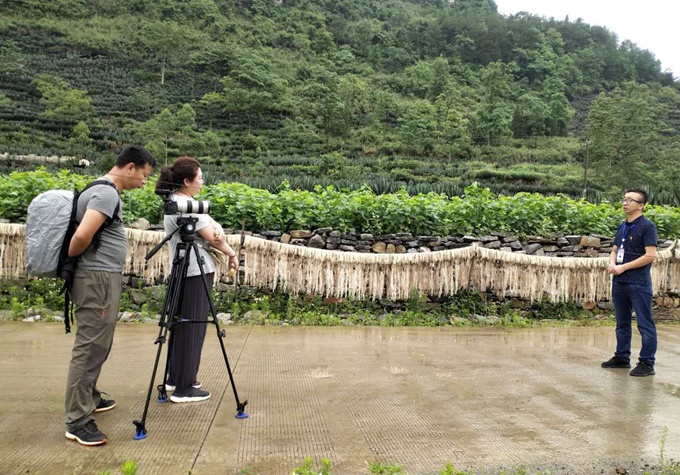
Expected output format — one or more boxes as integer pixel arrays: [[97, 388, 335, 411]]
[[133, 321, 167, 440], [133, 242, 191, 439], [156, 253, 189, 404], [193, 243, 249, 419], [157, 329, 175, 403], [155, 269, 181, 405]]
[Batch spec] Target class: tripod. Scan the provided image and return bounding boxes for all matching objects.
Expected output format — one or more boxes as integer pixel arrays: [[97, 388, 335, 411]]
[[133, 216, 248, 440]]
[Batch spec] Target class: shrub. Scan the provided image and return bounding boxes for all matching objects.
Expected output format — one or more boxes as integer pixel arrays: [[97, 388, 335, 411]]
[[3, 170, 679, 239]]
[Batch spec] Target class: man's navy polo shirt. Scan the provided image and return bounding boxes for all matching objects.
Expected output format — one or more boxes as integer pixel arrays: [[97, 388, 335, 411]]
[[613, 215, 658, 285]]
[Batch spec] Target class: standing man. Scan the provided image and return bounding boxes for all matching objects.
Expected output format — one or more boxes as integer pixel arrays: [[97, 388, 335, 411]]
[[601, 188, 658, 377], [65, 146, 155, 446]]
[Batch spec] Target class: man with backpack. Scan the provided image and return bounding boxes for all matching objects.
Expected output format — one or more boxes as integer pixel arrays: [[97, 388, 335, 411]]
[[64, 146, 155, 446]]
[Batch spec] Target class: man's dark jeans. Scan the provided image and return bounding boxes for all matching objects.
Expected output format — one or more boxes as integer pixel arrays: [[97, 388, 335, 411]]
[[612, 281, 657, 366]]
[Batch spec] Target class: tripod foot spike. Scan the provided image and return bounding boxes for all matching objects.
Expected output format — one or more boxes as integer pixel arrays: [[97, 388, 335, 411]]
[[236, 400, 249, 419], [132, 420, 147, 440], [157, 385, 168, 403]]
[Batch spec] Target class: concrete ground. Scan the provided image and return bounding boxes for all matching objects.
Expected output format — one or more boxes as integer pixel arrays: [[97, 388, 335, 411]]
[[1, 322, 679, 475]]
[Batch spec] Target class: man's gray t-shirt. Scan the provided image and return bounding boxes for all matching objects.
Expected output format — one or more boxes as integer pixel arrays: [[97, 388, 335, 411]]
[[75, 178, 126, 272], [163, 194, 216, 278]]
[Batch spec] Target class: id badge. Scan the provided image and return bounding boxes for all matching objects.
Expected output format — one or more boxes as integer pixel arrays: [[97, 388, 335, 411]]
[[616, 247, 624, 264]]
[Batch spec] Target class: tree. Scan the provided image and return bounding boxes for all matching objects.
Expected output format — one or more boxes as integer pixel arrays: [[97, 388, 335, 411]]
[[294, 73, 345, 146], [587, 83, 666, 189], [620, 40, 663, 83], [402, 61, 435, 99], [175, 103, 197, 133], [512, 93, 549, 138], [204, 52, 292, 130], [32, 75, 92, 133], [180, 128, 223, 160], [429, 57, 450, 100], [471, 100, 513, 145], [571, 43, 606, 93], [546, 92, 573, 136], [398, 99, 438, 154], [131, 107, 180, 165], [199, 91, 225, 128], [541, 73, 574, 136], [434, 83, 470, 145], [147, 108, 177, 164], [199, 129, 222, 159], [370, 88, 401, 126], [188, 42, 236, 92], [139, 21, 204, 85], [70, 121, 92, 159], [513, 27, 559, 85], [451, 0, 498, 14], [130, 104, 222, 164], [469, 62, 515, 145], [337, 74, 369, 137]]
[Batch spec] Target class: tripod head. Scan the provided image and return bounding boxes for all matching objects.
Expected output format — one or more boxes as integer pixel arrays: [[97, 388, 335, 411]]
[[145, 190, 211, 261], [175, 216, 200, 242], [145, 215, 202, 262]]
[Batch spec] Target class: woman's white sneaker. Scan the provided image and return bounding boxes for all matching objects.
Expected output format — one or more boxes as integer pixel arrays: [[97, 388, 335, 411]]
[[170, 387, 210, 403], [165, 381, 201, 392]]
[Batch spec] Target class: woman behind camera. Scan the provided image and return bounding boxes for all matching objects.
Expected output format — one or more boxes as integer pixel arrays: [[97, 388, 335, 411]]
[[156, 156, 239, 403]]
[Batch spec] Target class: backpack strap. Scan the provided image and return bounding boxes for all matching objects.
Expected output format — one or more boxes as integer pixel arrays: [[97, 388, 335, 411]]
[[63, 289, 74, 334], [56, 190, 81, 280], [55, 189, 80, 333], [79, 180, 121, 252]]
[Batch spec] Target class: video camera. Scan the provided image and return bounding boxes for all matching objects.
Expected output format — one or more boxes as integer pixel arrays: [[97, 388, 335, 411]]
[[156, 189, 210, 215]]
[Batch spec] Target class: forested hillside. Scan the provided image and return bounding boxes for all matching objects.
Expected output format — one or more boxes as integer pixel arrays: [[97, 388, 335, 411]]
[[0, 0, 678, 203]]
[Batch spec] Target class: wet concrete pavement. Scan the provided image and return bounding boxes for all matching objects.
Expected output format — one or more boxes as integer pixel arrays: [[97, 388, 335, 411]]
[[1, 322, 679, 475]]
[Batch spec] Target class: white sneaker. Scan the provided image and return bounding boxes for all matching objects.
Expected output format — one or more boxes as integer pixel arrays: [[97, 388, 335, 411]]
[[170, 387, 211, 403], [165, 381, 201, 392]]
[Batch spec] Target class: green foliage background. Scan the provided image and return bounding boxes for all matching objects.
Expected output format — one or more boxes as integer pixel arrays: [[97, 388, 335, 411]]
[[0, 0, 678, 203], [4, 169, 679, 239]]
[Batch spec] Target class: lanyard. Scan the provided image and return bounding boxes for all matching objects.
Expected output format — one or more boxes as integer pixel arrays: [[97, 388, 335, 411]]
[[620, 222, 636, 246]]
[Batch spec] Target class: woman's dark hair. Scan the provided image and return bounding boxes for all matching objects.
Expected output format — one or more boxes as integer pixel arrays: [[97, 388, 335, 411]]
[[156, 156, 200, 192]]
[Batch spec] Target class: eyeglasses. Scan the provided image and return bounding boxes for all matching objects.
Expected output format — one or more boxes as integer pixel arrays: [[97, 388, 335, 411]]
[[621, 197, 643, 204]]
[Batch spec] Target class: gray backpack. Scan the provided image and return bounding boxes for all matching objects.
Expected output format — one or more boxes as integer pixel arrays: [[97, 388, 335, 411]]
[[25, 180, 120, 333]]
